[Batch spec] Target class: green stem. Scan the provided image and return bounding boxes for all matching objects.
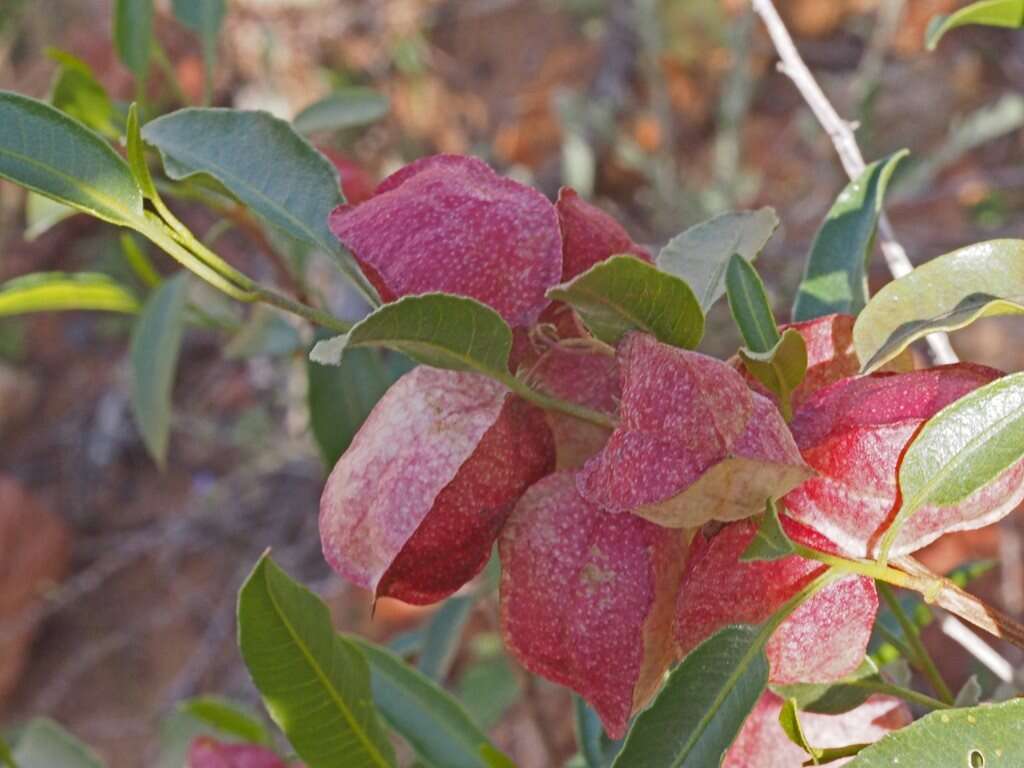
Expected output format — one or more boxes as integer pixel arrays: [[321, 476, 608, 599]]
[[878, 583, 955, 704], [792, 543, 923, 591], [250, 285, 352, 334], [855, 679, 950, 711], [501, 373, 617, 430]]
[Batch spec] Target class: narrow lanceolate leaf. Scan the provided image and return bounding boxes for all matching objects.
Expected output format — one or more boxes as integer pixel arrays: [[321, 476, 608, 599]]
[[176, 696, 273, 747], [0, 272, 139, 317], [48, 48, 117, 136], [726, 253, 779, 354], [310, 294, 513, 378], [130, 274, 189, 468], [656, 207, 779, 312], [574, 697, 624, 768], [294, 88, 391, 134], [853, 239, 1024, 373], [772, 658, 883, 715], [926, 0, 1024, 50], [114, 0, 153, 79], [778, 697, 871, 764], [792, 151, 907, 321], [611, 626, 769, 768], [417, 595, 474, 681], [740, 501, 795, 562], [738, 330, 808, 421], [882, 371, 1024, 557], [237, 555, 396, 768], [547, 255, 704, 348], [12, 719, 105, 768], [142, 108, 348, 261], [307, 345, 414, 466], [846, 699, 1024, 766], [0, 92, 144, 227], [126, 103, 160, 201], [348, 636, 514, 768]]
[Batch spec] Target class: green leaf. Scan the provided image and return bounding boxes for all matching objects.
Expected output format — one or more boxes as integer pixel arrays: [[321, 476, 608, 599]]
[[656, 207, 779, 312], [740, 500, 796, 562], [113, 0, 153, 80], [48, 48, 117, 137], [237, 555, 396, 768], [456, 654, 521, 731], [307, 345, 413, 466], [0, 735, 15, 768], [792, 151, 907, 322], [12, 720, 105, 768], [0, 272, 139, 317], [778, 698, 814, 756], [738, 330, 808, 421], [726, 252, 780, 353], [310, 294, 513, 378], [846, 699, 1024, 766], [141, 108, 365, 285], [0, 91, 144, 227], [880, 371, 1024, 557], [546, 255, 704, 348], [773, 658, 882, 715], [611, 625, 769, 768], [294, 88, 391, 134], [130, 274, 189, 468], [575, 696, 624, 768], [417, 595, 474, 681], [126, 103, 160, 201], [926, 0, 1024, 50], [172, 0, 226, 99], [955, 675, 983, 707], [853, 239, 1024, 373], [176, 696, 273, 747], [23, 193, 75, 241], [348, 636, 514, 768]]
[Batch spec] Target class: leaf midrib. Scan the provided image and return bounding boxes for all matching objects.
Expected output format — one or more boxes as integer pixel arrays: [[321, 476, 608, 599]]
[[262, 567, 393, 768]]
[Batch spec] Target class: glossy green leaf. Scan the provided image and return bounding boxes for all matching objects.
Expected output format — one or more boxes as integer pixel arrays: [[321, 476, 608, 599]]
[[779, 698, 867, 764], [172, 0, 226, 99], [23, 193, 75, 240], [792, 151, 907, 321], [726, 252, 779, 353], [307, 345, 413, 466], [130, 274, 189, 468], [237, 555, 396, 768], [141, 108, 369, 290], [773, 658, 882, 715], [547, 255, 704, 348], [12, 720, 104, 768], [738, 330, 808, 421], [0, 272, 139, 317], [48, 48, 117, 136], [846, 699, 1024, 766], [417, 595, 474, 681], [612, 625, 769, 768], [881, 371, 1024, 557], [575, 696, 624, 768], [0, 91, 144, 227], [349, 636, 514, 768], [926, 0, 1024, 50], [740, 500, 796, 562], [113, 0, 153, 79], [126, 103, 160, 201], [176, 696, 272, 747], [294, 88, 390, 134], [853, 239, 1024, 373], [656, 207, 779, 312], [310, 294, 513, 378]]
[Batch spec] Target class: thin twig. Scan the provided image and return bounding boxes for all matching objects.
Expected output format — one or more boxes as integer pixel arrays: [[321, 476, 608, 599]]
[[750, 0, 957, 364]]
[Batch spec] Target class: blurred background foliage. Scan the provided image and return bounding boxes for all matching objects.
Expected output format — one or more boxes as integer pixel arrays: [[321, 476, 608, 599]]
[[1, 0, 1024, 765]]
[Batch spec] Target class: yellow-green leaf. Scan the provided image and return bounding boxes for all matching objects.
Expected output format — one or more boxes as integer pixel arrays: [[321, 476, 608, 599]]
[[0, 272, 139, 317], [926, 0, 1024, 50]]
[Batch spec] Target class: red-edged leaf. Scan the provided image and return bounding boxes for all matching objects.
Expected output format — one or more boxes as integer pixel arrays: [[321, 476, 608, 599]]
[[187, 737, 294, 768], [530, 345, 619, 469], [499, 471, 686, 739], [784, 364, 1024, 557], [555, 187, 650, 281], [577, 333, 810, 526], [675, 517, 877, 684], [329, 154, 562, 326], [723, 692, 910, 768], [320, 366, 553, 605]]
